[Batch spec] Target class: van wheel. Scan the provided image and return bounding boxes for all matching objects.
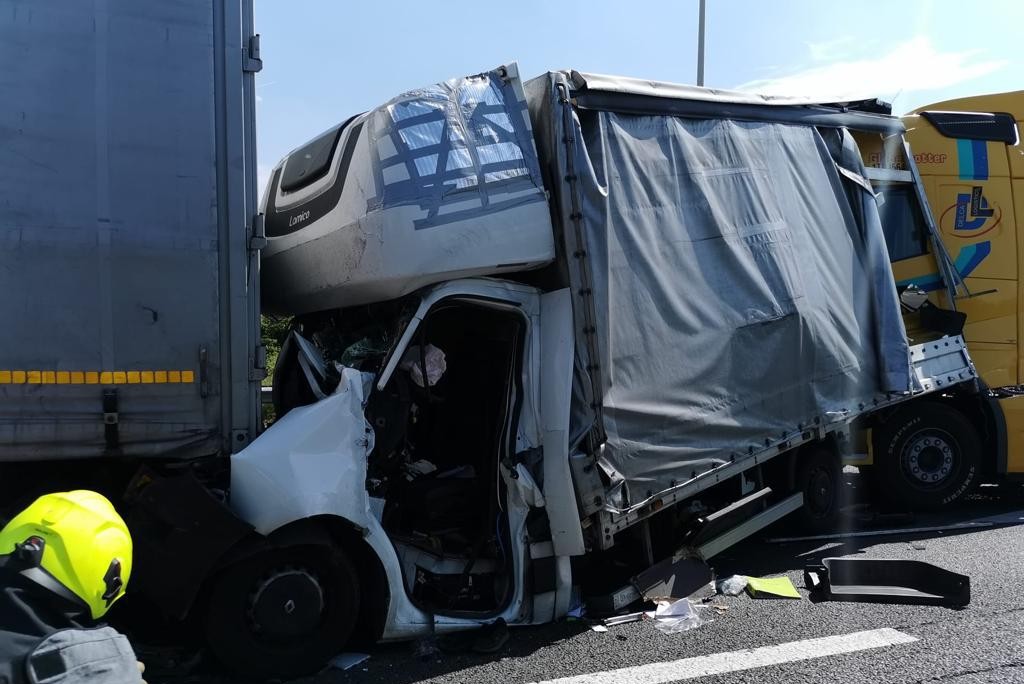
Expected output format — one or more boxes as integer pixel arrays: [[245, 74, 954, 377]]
[[794, 445, 842, 532], [204, 545, 359, 680], [872, 402, 980, 510]]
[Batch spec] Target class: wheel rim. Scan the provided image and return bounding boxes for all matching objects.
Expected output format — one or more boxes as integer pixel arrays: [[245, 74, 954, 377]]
[[899, 428, 959, 490], [247, 566, 326, 641], [805, 464, 834, 515]]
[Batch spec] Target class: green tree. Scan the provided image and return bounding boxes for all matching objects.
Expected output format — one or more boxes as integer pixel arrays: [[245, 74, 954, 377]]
[[261, 314, 292, 387]]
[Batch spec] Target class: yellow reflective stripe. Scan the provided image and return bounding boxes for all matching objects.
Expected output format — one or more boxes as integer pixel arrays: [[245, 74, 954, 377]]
[[0, 370, 196, 384]]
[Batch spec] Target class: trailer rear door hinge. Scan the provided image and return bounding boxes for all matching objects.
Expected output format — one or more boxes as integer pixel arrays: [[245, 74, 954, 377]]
[[250, 345, 267, 382], [243, 34, 263, 73], [199, 346, 210, 398], [102, 388, 120, 453], [249, 213, 267, 251]]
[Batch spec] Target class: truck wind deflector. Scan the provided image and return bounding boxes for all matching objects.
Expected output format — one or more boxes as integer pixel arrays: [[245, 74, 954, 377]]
[[804, 557, 970, 607], [920, 111, 1019, 145], [279, 125, 344, 192]]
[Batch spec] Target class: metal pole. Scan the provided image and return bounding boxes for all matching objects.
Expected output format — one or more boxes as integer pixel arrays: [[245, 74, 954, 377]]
[[696, 0, 706, 86]]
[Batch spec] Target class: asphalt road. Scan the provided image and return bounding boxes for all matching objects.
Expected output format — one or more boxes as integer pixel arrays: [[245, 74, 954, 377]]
[[179, 477, 1024, 684]]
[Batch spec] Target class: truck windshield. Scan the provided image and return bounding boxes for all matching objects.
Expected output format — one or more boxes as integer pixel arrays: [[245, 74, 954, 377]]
[[877, 184, 929, 262]]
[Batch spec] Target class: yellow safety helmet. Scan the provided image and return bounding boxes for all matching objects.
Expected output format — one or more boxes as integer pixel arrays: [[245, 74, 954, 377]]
[[0, 490, 132, 619]]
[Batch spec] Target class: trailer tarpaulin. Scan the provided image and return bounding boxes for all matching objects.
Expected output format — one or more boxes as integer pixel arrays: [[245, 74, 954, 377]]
[[527, 72, 910, 511]]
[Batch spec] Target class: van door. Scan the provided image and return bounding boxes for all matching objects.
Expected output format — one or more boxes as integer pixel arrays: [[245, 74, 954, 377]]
[[540, 288, 586, 558], [369, 279, 549, 621], [535, 288, 584, 620]]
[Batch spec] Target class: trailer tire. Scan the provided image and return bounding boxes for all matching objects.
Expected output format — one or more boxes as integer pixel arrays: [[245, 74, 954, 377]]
[[794, 445, 843, 532], [872, 402, 980, 510], [204, 544, 359, 680]]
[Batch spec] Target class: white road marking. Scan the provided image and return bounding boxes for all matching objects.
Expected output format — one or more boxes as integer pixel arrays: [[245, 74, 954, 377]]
[[532, 627, 918, 684]]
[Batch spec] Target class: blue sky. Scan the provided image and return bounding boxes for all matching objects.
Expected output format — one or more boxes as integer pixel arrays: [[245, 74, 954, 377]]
[[255, 0, 1022, 190]]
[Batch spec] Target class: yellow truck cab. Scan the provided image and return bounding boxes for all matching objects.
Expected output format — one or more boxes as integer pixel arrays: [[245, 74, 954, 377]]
[[852, 92, 1024, 506]]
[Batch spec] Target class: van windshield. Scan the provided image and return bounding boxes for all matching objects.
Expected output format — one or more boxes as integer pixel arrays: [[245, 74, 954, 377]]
[[308, 297, 417, 374]]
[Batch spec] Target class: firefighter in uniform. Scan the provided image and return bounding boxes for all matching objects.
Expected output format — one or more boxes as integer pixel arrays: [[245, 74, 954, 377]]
[[0, 491, 143, 684]]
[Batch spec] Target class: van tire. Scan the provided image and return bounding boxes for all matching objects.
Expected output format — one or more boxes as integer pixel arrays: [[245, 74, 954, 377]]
[[204, 544, 359, 680], [794, 445, 843, 533], [872, 402, 980, 510]]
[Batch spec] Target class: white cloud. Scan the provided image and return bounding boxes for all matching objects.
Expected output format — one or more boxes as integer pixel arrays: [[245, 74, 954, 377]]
[[805, 36, 858, 62], [738, 36, 1008, 103]]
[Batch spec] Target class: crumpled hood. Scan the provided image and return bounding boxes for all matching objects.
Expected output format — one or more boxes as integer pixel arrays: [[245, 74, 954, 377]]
[[230, 367, 376, 535]]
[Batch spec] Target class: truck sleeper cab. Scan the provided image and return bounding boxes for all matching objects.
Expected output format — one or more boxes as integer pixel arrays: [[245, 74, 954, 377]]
[[195, 66, 979, 679], [848, 92, 1024, 508]]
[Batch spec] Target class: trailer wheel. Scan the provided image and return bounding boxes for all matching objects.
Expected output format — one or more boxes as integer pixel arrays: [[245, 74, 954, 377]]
[[872, 402, 980, 510], [204, 545, 359, 680], [794, 445, 842, 532]]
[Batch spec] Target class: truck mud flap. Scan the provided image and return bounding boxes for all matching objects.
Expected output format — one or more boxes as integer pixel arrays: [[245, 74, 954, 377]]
[[124, 469, 253, 619], [804, 557, 970, 607]]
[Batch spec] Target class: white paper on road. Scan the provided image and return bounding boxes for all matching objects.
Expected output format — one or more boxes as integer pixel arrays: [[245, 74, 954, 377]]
[[531, 628, 918, 684], [646, 599, 709, 635]]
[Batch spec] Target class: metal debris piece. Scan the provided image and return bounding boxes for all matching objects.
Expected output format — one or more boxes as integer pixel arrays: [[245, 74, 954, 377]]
[[602, 611, 647, 627], [804, 557, 970, 607]]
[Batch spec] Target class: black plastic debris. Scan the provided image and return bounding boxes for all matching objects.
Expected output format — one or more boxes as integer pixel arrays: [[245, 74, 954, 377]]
[[586, 555, 712, 616], [804, 557, 970, 607]]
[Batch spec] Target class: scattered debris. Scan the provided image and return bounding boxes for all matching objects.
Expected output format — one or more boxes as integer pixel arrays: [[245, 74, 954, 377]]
[[711, 605, 729, 614], [602, 611, 646, 627], [634, 556, 714, 603], [648, 598, 710, 634], [805, 557, 970, 607], [590, 624, 608, 633], [910, 541, 927, 551], [588, 556, 712, 616], [689, 579, 718, 602], [717, 575, 748, 596], [746, 575, 801, 599], [330, 653, 370, 671]]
